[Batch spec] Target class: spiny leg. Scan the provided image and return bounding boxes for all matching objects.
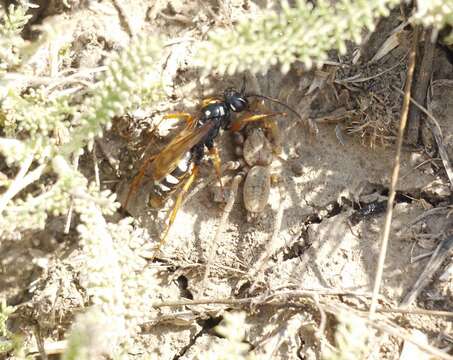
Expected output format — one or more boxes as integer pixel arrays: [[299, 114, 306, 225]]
[[154, 165, 199, 257], [261, 116, 283, 155], [251, 100, 284, 153], [229, 112, 286, 132], [231, 102, 285, 154], [208, 145, 225, 196]]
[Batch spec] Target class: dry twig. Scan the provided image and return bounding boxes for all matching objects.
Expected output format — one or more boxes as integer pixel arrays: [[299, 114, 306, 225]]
[[407, 27, 436, 143], [151, 290, 453, 318], [393, 87, 453, 188], [203, 174, 243, 288], [64, 154, 80, 234], [0, 156, 45, 214], [27, 340, 67, 358], [152, 288, 377, 308], [150, 290, 453, 358], [401, 235, 453, 307], [369, 28, 419, 317], [249, 183, 287, 293], [33, 326, 48, 360], [111, 0, 134, 37], [425, 118, 453, 189]]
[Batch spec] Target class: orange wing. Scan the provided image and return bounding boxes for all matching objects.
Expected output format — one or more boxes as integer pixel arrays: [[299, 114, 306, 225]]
[[150, 121, 214, 181]]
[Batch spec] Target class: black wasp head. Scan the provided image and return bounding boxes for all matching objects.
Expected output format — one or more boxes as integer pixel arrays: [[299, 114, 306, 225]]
[[224, 88, 248, 112]]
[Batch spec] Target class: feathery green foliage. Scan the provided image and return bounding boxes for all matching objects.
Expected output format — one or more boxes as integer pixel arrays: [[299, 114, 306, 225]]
[[415, 1, 453, 28], [65, 215, 159, 358], [322, 314, 372, 360], [0, 2, 32, 72], [205, 312, 256, 360], [1, 3, 164, 354], [196, 0, 400, 74], [414, 1, 453, 43], [62, 36, 164, 156], [0, 299, 15, 353], [0, 32, 163, 237]]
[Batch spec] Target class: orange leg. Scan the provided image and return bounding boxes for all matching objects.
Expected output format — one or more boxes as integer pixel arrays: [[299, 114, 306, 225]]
[[229, 112, 286, 132], [261, 116, 283, 155], [154, 165, 199, 257], [232, 100, 284, 152], [209, 146, 224, 194]]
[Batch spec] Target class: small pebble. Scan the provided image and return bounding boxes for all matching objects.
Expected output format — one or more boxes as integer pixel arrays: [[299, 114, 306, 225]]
[[232, 132, 244, 145], [291, 160, 304, 176], [409, 152, 424, 166]]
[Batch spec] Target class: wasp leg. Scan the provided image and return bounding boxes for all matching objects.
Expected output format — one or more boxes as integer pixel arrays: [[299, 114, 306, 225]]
[[229, 112, 286, 132], [154, 165, 199, 257], [261, 116, 283, 155], [231, 111, 284, 155], [208, 145, 225, 196]]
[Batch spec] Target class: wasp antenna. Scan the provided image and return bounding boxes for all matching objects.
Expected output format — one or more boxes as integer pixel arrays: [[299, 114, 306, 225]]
[[245, 93, 303, 122], [240, 74, 247, 94]]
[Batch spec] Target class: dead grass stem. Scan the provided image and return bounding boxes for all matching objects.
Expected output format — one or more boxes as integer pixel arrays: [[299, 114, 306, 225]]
[[369, 27, 419, 318]]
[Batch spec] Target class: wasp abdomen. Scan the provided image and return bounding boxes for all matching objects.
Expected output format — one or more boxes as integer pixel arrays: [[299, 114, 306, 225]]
[[149, 152, 192, 208]]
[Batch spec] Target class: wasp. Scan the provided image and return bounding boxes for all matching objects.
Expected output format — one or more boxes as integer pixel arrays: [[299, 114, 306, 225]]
[[124, 84, 303, 256]]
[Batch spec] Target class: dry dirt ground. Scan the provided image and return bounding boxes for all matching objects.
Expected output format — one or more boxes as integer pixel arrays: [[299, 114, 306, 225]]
[[1, 1, 453, 359]]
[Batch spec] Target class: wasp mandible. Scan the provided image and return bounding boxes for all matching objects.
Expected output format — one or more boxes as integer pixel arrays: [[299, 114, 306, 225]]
[[124, 83, 303, 256]]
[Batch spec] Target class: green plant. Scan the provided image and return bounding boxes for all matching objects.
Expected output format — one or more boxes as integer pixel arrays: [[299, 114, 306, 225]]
[[196, 0, 400, 74], [1, 8, 164, 355], [0, 1, 32, 72], [414, 1, 453, 43], [322, 314, 372, 360], [0, 299, 15, 353], [204, 312, 256, 360]]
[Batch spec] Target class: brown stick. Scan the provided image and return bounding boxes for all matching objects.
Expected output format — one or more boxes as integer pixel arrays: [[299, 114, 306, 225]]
[[401, 235, 453, 307], [406, 27, 436, 144], [369, 27, 419, 317], [152, 292, 453, 319], [152, 288, 374, 308], [33, 326, 48, 360], [249, 183, 287, 293], [394, 87, 453, 188], [203, 174, 243, 288]]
